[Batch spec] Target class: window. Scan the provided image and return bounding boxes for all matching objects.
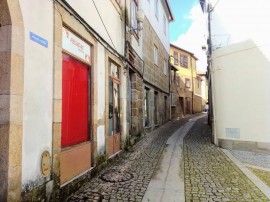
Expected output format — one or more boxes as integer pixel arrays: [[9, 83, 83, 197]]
[[163, 59, 167, 75], [154, 45, 158, 65], [180, 55, 188, 68], [144, 88, 150, 127], [176, 76, 179, 86], [131, 0, 138, 31], [155, 0, 159, 20], [173, 51, 178, 65], [170, 70, 174, 84], [185, 78, 191, 88], [163, 15, 166, 35]]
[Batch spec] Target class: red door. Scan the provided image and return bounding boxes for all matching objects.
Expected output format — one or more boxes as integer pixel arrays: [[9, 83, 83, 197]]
[[61, 53, 89, 147]]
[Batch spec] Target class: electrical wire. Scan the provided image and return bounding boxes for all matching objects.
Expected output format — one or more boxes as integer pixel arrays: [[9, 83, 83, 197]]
[[91, 0, 117, 51], [210, 0, 221, 12], [213, 43, 270, 59], [54, 0, 125, 61]]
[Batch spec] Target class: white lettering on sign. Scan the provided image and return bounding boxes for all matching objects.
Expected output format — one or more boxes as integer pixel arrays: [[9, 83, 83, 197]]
[[62, 27, 91, 64]]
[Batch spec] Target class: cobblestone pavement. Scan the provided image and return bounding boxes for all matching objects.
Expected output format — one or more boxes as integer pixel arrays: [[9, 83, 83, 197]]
[[248, 167, 270, 188], [184, 117, 270, 202], [67, 115, 195, 202], [230, 150, 270, 169]]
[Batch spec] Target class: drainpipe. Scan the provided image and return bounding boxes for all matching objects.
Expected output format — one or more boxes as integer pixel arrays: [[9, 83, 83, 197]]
[[191, 57, 194, 114], [207, 3, 218, 145], [168, 57, 171, 121]]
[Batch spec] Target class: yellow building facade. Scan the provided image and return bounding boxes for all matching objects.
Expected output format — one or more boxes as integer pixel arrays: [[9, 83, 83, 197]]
[[170, 44, 201, 116]]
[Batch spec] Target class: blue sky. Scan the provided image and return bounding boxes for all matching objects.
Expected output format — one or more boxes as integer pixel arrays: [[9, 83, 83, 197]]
[[169, 0, 198, 42], [169, 0, 207, 71]]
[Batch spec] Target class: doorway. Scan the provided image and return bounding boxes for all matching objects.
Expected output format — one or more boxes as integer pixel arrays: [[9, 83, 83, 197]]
[[108, 61, 121, 157], [185, 97, 191, 114]]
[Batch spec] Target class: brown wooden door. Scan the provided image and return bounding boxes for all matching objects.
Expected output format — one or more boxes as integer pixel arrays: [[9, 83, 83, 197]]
[[108, 62, 121, 157]]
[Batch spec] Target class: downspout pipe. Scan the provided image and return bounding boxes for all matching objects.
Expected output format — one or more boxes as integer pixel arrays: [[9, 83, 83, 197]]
[[207, 3, 218, 145], [168, 57, 171, 121], [191, 57, 194, 114]]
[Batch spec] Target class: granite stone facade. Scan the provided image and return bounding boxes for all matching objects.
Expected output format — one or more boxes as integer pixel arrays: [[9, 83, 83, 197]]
[[142, 18, 170, 132]]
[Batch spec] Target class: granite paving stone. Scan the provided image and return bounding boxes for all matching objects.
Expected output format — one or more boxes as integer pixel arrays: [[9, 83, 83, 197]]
[[184, 117, 270, 202], [66, 115, 195, 201], [66, 115, 270, 202]]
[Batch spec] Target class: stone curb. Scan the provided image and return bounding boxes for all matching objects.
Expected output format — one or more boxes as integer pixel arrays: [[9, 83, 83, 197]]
[[244, 164, 270, 172], [222, 148, 270, 200]]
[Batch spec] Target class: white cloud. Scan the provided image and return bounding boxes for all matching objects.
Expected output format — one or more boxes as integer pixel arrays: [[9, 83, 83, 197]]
[[172, 3, 208, 71], [210, 0, 270, 47]]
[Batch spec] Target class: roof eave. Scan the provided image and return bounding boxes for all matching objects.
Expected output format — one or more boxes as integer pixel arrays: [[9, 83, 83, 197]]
[[165, 0, 175, 22]]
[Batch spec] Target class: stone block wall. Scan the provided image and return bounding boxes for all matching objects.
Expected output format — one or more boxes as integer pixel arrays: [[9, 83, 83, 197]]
[[129, 73, 143, 136], [142, 18, 170, 93], [141, 18, 170, 132], [193, 94, 203, 113], [0, 1, 24, 201]]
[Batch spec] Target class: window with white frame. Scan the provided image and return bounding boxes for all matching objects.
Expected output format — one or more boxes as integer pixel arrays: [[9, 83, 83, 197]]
[[154, 45, 158, 65], [163, 15, 166, 35], [173, 51, 178, 65], [163, 59, 167, 75], [155, 0, 159, 20], [176, 76, 179, 86], [185, 78, 191, 88], [180, 54, 188, 68], [131, 0, 138, 31]]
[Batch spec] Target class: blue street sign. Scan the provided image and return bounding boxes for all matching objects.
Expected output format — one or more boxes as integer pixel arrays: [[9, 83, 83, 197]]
[[30, 32, 48, 48]]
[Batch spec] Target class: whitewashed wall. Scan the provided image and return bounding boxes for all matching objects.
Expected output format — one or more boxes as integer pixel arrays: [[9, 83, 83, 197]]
[[96, 44, 106, 155], [20, 0, 53, 190], [66, 0, 127, 154], [211, 41, 270, 144], [66, 0, 125, 55], [209, 0, 270, 147]]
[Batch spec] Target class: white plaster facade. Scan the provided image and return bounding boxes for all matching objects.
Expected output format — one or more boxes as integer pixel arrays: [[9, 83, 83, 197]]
[[7, 0, 127, 197], [211, 41, 270, 148], [202, 0, 270, 151], [66, 0, 125, 55], [65, 0, 127, 155], [1, 0, 173, 200], [19, 0, 54, 190], [141, 0, 172, 53]]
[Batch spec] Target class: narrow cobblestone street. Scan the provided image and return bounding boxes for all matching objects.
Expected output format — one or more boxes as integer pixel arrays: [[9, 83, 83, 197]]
[[184, 117, 269, 202], [67, 116, 194, 202], [67, 115, 270, 202]]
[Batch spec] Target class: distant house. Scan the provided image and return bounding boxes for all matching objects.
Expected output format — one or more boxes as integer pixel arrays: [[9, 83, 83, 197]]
[[196, 70, 208, 112], [169, 44, 206, 117]]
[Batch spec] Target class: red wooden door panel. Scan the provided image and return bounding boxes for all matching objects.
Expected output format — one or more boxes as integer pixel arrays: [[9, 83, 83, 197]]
[[62, 53, 89, 147]]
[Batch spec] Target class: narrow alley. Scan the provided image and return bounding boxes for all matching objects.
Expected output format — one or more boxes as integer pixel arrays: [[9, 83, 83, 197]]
[[2, 1, 270, 201], [66, 115, 270, 201]]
